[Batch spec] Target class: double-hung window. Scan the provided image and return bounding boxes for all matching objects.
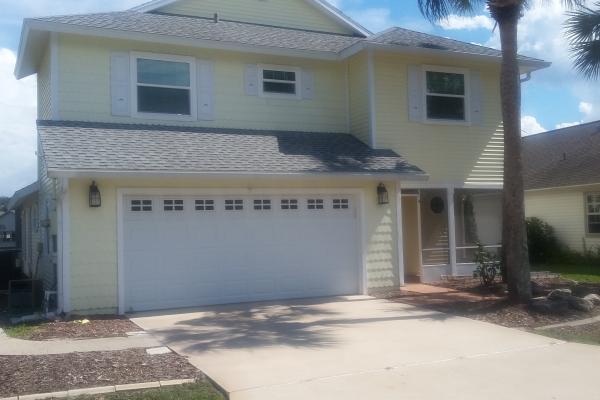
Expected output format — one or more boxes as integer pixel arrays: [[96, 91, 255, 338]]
[[132, 53, 196, 119], [586, 193, 600, 234], [259, 65, 300, 98], [424, 66, 468, 122]]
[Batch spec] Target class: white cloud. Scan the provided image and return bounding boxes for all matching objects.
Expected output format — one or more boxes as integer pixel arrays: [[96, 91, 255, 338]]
[[345, 8, 395, 33], [0, 48, 37, 196], [579, 101, 593, 117], [438, 15, 494, 30], [521, 115, 547, 136], [555, 121, 580, 129]]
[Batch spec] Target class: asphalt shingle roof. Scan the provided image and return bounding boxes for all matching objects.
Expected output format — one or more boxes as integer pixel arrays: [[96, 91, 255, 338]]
[[523, 120, 600, 190], [37, 120, 426, 177], [369, 27, 545, 64], [30, 11, 546, 64], [32, 11, 363, 54]]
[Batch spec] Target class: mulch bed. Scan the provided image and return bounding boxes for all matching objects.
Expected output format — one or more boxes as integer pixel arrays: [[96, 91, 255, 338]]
[[0, 348, 203, 398], [384, 277, 600, 329], [19, 315, 142, 340]]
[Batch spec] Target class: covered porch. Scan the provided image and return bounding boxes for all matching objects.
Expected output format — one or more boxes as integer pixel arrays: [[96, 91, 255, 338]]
[[398, 185, 502, 283]]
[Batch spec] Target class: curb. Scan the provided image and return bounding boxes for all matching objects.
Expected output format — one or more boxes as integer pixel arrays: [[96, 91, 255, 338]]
[[0, 379, 196, 400]]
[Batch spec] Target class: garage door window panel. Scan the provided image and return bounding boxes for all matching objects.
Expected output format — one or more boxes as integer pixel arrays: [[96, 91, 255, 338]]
[[308, 199, 324, 210], [333, 199, 350, 209], [164, 199, 184, 211], [281, 199, 299, 210], [195, 199, 215, 211], [254, 199, 272, 210], [225, 199, 244, 211], [131, 199, 152, 212]]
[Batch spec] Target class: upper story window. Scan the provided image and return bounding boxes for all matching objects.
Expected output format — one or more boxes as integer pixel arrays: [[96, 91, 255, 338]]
[[586, 193, 600, 234], [132, 53, 196, 120], [259, 65, 300, 98], [424, 66, 468, 122]]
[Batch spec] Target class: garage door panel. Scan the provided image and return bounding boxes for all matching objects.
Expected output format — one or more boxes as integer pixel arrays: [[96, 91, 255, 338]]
[[123, 193, 360, 312]]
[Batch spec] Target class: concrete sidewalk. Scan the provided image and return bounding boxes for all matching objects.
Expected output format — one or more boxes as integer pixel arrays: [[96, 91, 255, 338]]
[[132, 296, 600, 400], [0, 332, 161, 355]]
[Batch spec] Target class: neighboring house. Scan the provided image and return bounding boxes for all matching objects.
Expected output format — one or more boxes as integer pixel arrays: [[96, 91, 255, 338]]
[[15, 0, 548, 314], [524, 120, 600, 253], [7, 182, 48, 280], [0, 211, 17, 252]]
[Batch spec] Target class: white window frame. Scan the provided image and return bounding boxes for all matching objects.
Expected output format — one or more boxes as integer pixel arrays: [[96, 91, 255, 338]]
[[422, 65, 470, 125], [258, 64, 301, 99], [130, 52, 198, 121], [586, 192, 600, 236]]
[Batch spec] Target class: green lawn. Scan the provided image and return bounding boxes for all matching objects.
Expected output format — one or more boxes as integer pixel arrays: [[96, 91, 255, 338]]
[[536, 322, 600, 346], [77, 383, 223, 400], [532, 264, 600, 283], [2, 323, 39, 338]]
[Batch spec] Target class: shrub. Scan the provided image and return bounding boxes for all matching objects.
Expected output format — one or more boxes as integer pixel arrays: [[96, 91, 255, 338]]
[[526, 217, 560, 264], [526, 217, 600, 265], [473, 242, 502, 286]]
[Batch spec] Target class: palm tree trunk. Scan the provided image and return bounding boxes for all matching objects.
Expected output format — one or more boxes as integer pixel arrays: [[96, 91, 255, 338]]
[[497, 6, 531, 303]]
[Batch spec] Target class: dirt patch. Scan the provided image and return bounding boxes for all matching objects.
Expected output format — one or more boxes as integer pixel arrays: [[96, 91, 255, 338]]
[[0, 348, 202, 398], [11, 315, 142, 340], [383, 278, 600, 329]]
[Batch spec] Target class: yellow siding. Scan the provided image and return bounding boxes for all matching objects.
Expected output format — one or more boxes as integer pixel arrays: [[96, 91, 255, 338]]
[[525, 186, 600, 252], [57, 34, 348, 133], [348, 52, 370, 145], [37, 146, 59, 289], [67, 177, 400, 313], [37, 48, 51, 120], [373, 52, 504, 185], [159, 0, 353, 34]]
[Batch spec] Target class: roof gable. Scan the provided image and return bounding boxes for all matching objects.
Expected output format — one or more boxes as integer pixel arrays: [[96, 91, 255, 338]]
[[132, 0, 369, 36]]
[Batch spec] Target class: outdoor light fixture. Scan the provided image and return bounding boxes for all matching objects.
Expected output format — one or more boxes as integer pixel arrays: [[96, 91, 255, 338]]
[[89, 181, 101, 208], [377, 183, 389, 205]]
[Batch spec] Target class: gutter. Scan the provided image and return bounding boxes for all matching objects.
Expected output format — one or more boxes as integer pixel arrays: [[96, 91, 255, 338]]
[[47, 168, 430, 182]]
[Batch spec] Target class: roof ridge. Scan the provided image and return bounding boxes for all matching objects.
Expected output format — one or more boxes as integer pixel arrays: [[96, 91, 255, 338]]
[[151, 11, 362, 37], [523, 119, 600, 139]]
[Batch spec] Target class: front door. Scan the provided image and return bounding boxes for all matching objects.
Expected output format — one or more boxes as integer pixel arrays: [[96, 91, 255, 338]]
[[402, 195, 422, 282]]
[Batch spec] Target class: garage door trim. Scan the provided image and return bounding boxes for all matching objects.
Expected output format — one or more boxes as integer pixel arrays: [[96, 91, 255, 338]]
[[116, 187, 368, 314]]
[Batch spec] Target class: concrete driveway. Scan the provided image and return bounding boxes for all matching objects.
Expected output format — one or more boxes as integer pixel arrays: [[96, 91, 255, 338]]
[[131, 296, 600, 399]]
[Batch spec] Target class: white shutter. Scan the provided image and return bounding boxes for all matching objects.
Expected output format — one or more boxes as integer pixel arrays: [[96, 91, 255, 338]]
[[110, 52, 131, 117], [469, 71, 483, 125], [197, 59, 215, 121], [301, 69, 314, 100], [244, 64, 259, 96], [407, 65, 423, 122]]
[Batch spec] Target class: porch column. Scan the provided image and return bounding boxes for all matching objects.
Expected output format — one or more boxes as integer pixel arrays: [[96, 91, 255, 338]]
[[395, 184, 405, 286], [446, 187, 457, 276]]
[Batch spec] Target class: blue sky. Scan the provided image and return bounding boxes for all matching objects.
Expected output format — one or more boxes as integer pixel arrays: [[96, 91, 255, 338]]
[[0, 0, 598, 196]]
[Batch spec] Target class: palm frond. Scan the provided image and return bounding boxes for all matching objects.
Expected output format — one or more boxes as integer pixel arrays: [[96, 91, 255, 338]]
[[417, 0, 487, 22], [565, 2, 600, 79]]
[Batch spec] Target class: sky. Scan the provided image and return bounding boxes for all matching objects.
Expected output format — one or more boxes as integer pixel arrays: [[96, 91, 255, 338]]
[[0, 0, 598, 197]]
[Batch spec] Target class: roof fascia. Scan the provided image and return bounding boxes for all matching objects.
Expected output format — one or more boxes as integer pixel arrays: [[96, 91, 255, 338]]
[[131, 0, 371, 37]]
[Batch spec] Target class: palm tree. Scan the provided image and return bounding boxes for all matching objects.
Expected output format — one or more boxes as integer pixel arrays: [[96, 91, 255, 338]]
[[417, 0, 583, 303], [565, 2, 600, 79]]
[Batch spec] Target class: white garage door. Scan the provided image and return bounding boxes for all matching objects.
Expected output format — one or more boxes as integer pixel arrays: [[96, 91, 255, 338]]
[[122, 193, 361, 312]]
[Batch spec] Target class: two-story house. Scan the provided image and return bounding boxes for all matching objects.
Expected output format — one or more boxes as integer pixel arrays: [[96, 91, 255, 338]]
[[14, 0, 548, 314]]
